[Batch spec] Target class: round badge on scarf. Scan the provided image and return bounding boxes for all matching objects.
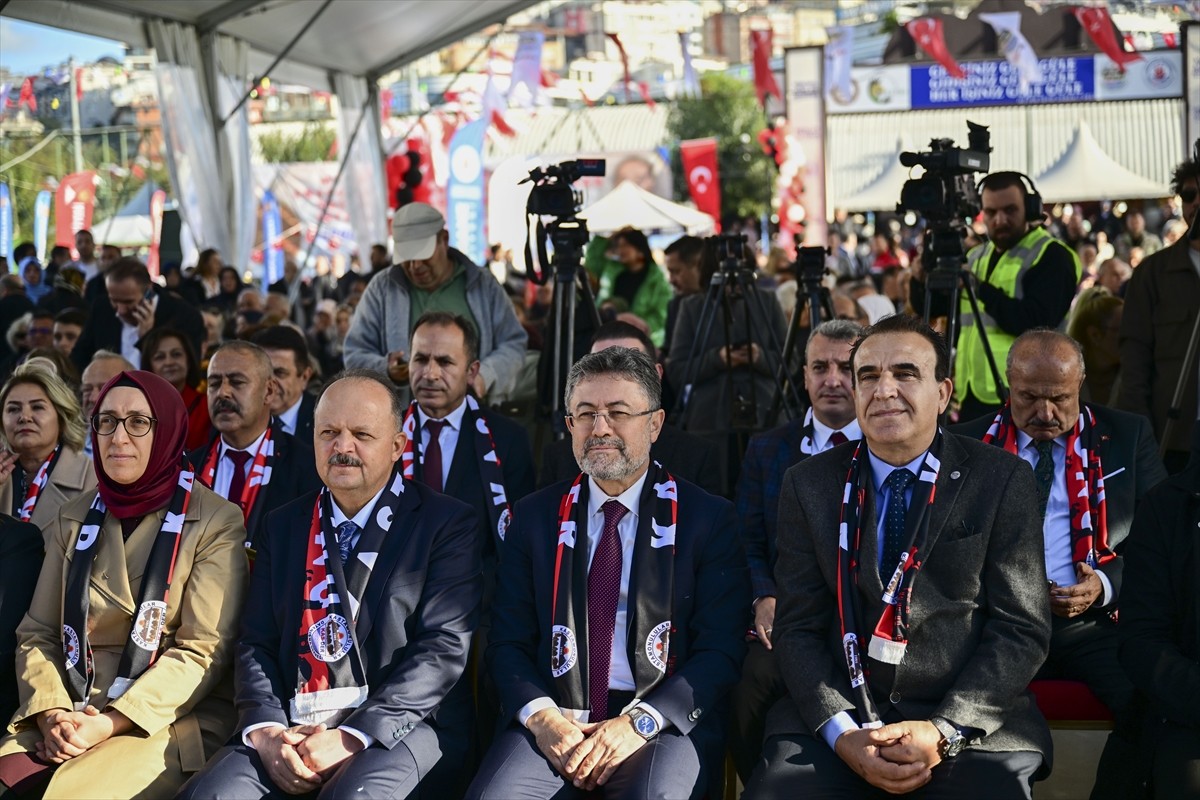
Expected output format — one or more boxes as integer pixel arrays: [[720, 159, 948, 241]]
[[307, 615, 353, 662], [645, 621, 671, 673], [551, 624, 577, 677], [130, 601, 168, 651], [63, 625, 81, 669], [497, 508, 511, 541]]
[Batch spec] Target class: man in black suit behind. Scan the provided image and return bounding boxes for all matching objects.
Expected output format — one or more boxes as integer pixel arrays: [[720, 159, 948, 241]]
[[251, 326, 317, 443], [954, 329, 1168, 800], [70, 257, 205, 373], [540, 321, 724, 497], [187, 341, 321, 552], [746, 314, 1052, 799], [467, 347, 749, 799], [178, 370, 482, 799]]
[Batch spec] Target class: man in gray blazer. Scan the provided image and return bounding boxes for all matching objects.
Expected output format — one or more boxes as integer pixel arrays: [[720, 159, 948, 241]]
[[745, 314, 1052, 798]]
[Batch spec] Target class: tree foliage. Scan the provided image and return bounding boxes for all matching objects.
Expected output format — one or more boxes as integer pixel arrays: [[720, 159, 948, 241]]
[[667, 72, 775, 222], [257, 123, 337, 163]]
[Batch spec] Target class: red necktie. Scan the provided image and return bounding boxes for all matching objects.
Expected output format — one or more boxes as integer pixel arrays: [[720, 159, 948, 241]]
[[829, 431, 849, 446], [225, 449, 252, 509], [588, 500, 627, 721], [422, 419, 447, 493]]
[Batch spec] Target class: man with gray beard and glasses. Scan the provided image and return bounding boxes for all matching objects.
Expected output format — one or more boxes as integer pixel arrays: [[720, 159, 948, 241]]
[[467, 347, 749, 800]]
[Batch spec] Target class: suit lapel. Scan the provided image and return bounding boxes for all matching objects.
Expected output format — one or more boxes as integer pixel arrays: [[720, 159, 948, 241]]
[[89, 513, 140, 614], [922, 434, 969, 555], [354, 485, 421, 644], [443, 418, 475, 497]]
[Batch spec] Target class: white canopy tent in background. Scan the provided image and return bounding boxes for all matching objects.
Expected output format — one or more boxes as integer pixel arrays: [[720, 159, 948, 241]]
[[2, 0, 539, 275], [837, 136, 912, 213], [580, 180, 716, 236], [1032, 120, 1170, 203]]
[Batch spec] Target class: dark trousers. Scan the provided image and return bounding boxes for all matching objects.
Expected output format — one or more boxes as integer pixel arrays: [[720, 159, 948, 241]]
[[1147, 721, 1200, 799], [465, 724, 705, 800], [1035, 608, 1138, 800], [743, 733, 1042, 799], [176, 720, 463, 800], [728, 640, 785, 782]]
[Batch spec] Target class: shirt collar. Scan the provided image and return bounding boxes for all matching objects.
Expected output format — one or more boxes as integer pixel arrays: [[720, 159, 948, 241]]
[[866, 447, 927, 491], [219, 427, 268, 461], [423, 397, 468, 432], [1015, 429, 1066, 452], [278, 397, 303, 432], [330, 483, 388, 530], [812, 415, 862, 450], [587, 469, 650, 521]]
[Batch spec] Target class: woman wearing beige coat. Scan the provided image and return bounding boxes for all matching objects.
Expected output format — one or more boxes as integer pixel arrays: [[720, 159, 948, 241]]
[[0, 370, 247, 799], [0, 360, 96, 534]]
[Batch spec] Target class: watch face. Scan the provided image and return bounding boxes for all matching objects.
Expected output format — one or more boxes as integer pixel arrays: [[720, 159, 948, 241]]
[[634, 713, 657, 736]]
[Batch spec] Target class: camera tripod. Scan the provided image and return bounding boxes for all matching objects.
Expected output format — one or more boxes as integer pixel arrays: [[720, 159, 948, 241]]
[[672, 234, 804, 431], [767, 245, 836, 423]]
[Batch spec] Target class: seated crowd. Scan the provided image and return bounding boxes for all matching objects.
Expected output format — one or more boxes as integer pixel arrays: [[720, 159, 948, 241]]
[[0, 159, 1195, 800]]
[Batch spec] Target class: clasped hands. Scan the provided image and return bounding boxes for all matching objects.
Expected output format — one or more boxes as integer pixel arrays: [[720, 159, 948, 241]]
[[1049, 562, 1104, 619], [527, 707, 647, 791], [246, 723, 365, 795], [835, 719, 943, 795], [35, 705, 133, 764]]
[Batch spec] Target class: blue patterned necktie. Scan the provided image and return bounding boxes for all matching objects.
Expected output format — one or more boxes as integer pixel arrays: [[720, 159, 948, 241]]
[[882, 469, 915, 572], [1034, 440, 1055, 520], [336, 520, 358, 566]]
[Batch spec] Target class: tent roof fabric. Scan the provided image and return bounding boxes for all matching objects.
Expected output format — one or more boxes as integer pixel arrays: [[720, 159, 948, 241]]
[[579, 180, 715, 236], [1033, 120, 1169, 203], [827, 99, 1179, 211], [3, 0, 539, 89]]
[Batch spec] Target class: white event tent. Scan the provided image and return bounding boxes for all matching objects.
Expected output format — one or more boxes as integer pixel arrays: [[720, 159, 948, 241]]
[[579, 180, 717, 236], [1032, 120, 1170, 203]]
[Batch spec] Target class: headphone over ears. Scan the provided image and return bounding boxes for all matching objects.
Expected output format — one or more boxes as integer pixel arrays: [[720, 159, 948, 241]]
[[977, 171, 1044, 223]]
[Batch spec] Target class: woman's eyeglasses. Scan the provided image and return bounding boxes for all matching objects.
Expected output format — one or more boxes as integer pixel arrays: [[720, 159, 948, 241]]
[[92, 414, 156, 437]]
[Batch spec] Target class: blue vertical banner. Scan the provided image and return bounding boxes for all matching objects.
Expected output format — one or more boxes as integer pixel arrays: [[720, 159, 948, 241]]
[[0, 183, 12, 266], [261, 189, 284, 286], [446, 118, 488, 266], [33, 191, 51, 262]]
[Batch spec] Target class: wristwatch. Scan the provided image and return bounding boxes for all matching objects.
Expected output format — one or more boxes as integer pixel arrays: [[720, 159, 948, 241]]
[[931, 717, 967, 759], [626, 707, 660, 741]]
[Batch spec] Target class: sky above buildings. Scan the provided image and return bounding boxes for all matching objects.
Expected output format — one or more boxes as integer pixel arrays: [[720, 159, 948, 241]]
[[0, 18, 124, 75]]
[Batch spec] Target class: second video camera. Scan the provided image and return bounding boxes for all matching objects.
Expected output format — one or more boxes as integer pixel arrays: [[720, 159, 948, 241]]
[[897, 121, 991, 222]]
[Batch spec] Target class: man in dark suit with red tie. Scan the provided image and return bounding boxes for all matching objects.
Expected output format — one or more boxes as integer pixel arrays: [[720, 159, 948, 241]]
[[466, 347, 749, 799], [178, 370, 483, 799]]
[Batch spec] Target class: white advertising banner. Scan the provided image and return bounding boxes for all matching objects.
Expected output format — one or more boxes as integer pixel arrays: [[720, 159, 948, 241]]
[[784, 47, 827, 246]]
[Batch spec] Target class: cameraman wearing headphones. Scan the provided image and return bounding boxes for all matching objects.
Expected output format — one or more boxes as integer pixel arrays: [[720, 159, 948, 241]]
[[917, 172, 1081, 422]]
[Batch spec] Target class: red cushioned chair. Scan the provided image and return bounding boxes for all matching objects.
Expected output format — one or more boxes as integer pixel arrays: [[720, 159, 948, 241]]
[[1029, 679, 1114, 730]]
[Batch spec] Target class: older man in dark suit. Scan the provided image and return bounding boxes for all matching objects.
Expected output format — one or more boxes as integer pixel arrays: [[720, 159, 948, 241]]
[[955, 329, 1167, 800], [178, 370, 482, 799], [728, 318, 864, 781], [467, 347, 749, 799], [540, 321, 723, 497], [187, 341, 322, 552], [746, 314, 1052, 799]]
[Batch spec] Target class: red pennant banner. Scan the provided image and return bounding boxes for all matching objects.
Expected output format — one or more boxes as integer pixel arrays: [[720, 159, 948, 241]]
[[750, 30, 781, 107], [680, 138, 721, 231], [18, 77, 37, 112], [54, 172, 97, 254], [1073, 7, 1142, 73], [906, 17, 966, 79], [147, 189, 166, 278], [606, 32, 631, 103]]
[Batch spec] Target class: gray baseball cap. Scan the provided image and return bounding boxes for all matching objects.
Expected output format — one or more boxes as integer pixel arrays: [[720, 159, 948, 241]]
[[391, 203, 444, 263]]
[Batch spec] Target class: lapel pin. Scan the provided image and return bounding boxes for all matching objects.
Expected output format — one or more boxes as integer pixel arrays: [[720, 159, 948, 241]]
[[950, 470, 961, 480]]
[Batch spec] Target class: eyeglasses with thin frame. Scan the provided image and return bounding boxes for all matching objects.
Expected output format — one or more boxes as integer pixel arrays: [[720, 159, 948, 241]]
[[565, 409, 657, 432], [92, 413, 157, 437]]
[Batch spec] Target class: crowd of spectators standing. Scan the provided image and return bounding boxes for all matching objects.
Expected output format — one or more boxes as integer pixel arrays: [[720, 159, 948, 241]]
[[0, 153, 1194, 799]]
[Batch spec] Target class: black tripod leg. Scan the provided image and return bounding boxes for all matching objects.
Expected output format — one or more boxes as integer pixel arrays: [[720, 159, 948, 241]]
[[672, 280, 726, 427], [960, 276, 1008, 405]]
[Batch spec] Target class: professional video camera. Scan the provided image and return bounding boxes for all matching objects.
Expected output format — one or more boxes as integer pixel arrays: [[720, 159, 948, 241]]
[[523, 159, 605, 285], [898, 121, 991, 223]]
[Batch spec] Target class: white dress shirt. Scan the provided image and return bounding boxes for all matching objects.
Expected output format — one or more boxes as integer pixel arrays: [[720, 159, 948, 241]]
[[242, 483, 387, 752], [418, 398, 467, 488], [1015, 430, 1113, 605], [118, 293, 158, 368], [277, 397, 303, 436], [516, 470, 669, 732], [811, 416, 862, 454], [212, 429, 268, 500]]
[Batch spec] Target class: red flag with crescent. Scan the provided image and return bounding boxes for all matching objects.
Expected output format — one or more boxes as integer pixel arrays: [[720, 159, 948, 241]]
[[680, 138, 721, 232], [906, 17, 966, 79], [1073, 7, 1142, 74]]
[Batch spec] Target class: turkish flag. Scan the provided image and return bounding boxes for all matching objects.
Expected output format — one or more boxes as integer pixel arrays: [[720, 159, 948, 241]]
[[17, 77, 37, 112], [906, 17, 965, 79], [680, 138, 721, 232], [1073, 7, 1142, 73], [750, 30, 781, 107], [54, 172, 97, 254]]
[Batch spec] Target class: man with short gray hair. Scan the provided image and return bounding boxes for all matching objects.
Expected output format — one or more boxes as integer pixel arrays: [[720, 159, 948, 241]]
[[955, 328, 1167, 800], [469, 347, 748, 799]]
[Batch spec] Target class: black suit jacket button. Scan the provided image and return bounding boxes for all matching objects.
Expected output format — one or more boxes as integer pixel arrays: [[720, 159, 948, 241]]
[[889, 691, 902, 704]]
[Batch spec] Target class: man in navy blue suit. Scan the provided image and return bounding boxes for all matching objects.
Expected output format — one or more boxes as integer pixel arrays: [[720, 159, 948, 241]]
[[179, 370, 482, 799], [467, 347, 749, 799]]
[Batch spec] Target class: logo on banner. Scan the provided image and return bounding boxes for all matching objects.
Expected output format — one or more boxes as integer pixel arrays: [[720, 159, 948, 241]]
[[451, 144, 482, 184], [689, 166, 712, 196]]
